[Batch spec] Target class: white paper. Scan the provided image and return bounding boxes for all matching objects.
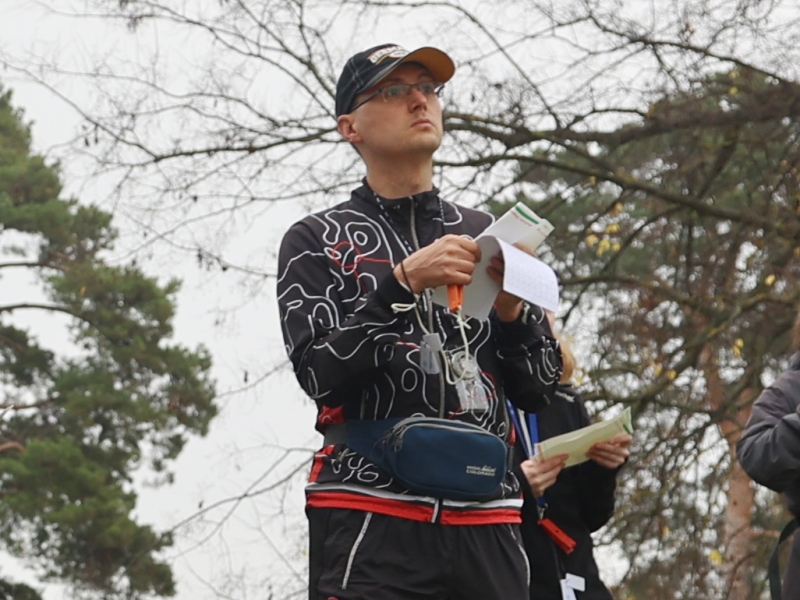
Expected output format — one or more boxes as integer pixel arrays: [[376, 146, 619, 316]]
[[560, 580, 578, 600], [432, 203, 558, 319], [494, 240, 559, 313], [565, 573, 586, 592], [535, 406, 633, 467]]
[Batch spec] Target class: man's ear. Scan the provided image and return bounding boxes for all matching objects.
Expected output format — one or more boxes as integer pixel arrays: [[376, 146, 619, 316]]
[[337, 115, 361, 143]]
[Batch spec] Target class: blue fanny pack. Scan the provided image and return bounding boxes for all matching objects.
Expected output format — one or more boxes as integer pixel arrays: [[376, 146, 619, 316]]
[[344, 416, 509, 501]]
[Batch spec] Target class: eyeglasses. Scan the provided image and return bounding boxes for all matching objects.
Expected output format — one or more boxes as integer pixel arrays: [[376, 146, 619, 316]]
[[350, 81, 445, 112]]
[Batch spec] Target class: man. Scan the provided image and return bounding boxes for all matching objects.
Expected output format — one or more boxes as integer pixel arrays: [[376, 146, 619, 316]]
[[737, 308, 800, 600], [277, 43, 562, 600]]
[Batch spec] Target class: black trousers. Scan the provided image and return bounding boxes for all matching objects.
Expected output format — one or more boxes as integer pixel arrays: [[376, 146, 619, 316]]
[[308, 507, 530, 600]]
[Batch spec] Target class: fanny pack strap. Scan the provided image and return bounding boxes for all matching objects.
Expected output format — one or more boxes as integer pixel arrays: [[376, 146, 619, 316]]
[[323, 419, 403, 457], [323, 423, 347, 446]]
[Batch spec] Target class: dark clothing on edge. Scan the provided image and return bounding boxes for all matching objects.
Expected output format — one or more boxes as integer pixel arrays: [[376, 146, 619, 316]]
[[737, 352, 800, 600], [513, 385, 617, 600]]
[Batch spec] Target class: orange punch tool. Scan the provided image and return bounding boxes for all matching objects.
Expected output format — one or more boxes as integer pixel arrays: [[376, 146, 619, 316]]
[[447, 284, 464, 313]]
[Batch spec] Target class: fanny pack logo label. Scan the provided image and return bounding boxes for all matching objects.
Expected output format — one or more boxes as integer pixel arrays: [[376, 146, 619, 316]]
[[466, 465, 497, 477]]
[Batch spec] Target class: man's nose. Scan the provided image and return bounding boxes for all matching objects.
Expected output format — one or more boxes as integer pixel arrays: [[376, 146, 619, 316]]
[[408, 86, 428, 110]]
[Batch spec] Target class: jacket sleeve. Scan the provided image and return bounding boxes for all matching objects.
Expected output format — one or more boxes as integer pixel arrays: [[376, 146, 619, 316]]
[[576, 461, 620, 532], [569, 394, 621, 531], [736, 375, 800, 492], [510, 445, 530, 498], [491, 302, 562, 413], [276, 220, 414, 406]]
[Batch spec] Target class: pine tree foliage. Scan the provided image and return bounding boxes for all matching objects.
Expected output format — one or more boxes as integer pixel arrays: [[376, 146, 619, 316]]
[[0, 87, 217, 598], [0, 578, 41, 600]]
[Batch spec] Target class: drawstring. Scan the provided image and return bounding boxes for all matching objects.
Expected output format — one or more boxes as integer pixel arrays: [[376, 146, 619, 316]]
[[390, 301, 418, 314], [443, 307, 473, 386]]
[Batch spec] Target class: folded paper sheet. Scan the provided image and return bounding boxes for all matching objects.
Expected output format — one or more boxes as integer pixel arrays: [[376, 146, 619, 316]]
[[535, 407, 633, 468]]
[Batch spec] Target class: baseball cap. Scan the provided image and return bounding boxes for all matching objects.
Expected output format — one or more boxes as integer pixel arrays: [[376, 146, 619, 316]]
[[335, 43, 455, 117]]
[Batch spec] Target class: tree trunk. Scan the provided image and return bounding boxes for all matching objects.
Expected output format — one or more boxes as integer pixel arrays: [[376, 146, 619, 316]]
[[722, 438, 755, 600], [704, 344, 756, 600]]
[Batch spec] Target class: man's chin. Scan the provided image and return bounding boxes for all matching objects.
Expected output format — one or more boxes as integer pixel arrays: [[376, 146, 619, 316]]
[[411, 133, 443, 153]]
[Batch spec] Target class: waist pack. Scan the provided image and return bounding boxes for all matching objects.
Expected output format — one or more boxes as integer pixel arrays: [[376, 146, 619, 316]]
[[343, 416, 509, 501]]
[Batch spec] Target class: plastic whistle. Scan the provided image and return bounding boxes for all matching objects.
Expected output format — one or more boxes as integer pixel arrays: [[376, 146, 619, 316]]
[[447, 284, 463, 312], [538, 518, 577, 554]]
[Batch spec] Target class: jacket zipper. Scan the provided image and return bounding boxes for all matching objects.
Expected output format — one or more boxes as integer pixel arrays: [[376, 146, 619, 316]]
[[409, 200, 447, 419], [409, 201, 445, 523]]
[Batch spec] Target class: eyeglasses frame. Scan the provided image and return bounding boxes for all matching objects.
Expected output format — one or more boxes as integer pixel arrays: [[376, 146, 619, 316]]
[[349, 81, 446, 113]]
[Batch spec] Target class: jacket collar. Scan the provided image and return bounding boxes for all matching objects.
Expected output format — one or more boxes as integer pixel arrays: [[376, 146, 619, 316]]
[[353, 180, 442, 223]]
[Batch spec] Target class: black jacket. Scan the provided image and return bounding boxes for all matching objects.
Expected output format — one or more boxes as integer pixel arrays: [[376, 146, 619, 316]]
[[513, 385, 618, 600], [737, 352, 800, 515], [736, 353, 800, 598], [277, 182, 562, 524]]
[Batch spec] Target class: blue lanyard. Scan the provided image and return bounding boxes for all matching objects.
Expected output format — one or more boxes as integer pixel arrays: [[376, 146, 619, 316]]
[[508, 401, 547, 508], [508, 400, 539, 458], [528, 413, 539, 446]]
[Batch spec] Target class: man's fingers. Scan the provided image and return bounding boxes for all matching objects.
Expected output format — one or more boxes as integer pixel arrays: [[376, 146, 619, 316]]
[[440, 234, 480, 258]]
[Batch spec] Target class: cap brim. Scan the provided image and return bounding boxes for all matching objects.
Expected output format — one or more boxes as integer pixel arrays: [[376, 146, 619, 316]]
[[360, 46, 455, 93]]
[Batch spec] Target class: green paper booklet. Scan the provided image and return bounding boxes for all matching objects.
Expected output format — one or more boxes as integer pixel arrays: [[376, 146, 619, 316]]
[[535, 406, 633, 467]]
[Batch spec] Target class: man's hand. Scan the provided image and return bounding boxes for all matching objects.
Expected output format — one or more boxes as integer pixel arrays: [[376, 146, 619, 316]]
[[519, 453, 569, 498], [393, 234, 480, 294], [586, 433, 632, 469]]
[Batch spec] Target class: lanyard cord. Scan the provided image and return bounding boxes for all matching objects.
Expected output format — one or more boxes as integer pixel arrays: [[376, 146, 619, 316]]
[[404, 197, 473, 387], [375, 192, 474, 388], [407, 199, 435, 336], [508, 401, 547, 509], [528, 412, 540, 446], [376, 192, 453, 416]]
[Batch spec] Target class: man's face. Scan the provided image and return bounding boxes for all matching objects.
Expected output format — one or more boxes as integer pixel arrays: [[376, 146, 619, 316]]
[[338, 63, 444, 160]]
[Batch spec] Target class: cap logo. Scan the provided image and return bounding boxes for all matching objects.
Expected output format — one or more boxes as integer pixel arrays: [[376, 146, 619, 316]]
[[367, 46, 409, 64]]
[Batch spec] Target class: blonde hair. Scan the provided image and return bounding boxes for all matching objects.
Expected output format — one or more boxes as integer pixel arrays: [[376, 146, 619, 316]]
[[546, 309, 577, 383], [557, 334, 576, 383]]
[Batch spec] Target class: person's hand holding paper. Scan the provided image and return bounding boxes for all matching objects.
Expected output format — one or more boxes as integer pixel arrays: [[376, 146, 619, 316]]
[[520, 452, 569, 498], [586, 432, 632, 469], [535, 407, 634, 468], [432, 203, 559, 319]]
